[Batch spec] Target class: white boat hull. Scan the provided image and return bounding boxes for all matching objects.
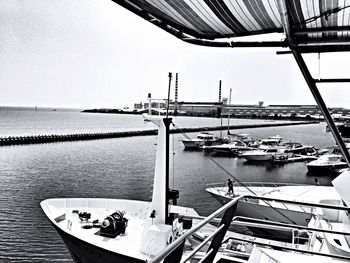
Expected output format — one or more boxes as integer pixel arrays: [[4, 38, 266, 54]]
[[208, 191, 312, 223], [242, 153, 272, 161], [53, 225, 144, 263], [181, 139, 204, 149], [307, 163, 348, 174], [41, 198, 198, 263], [204, 185, 340, 242], [182, 139, 221, 150]]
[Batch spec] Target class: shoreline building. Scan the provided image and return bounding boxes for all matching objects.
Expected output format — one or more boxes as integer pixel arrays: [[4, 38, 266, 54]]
[[168, 101, 223, 117], [134, 99, 350, 119], [222, 104, 350, 119]]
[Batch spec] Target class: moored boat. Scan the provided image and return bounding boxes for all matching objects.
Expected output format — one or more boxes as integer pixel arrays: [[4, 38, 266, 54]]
[[257, 138, 282, 150], [228, 133, 260, 148], [203, 140, 253, 156], [282, 142, 318, 155], [205, 181, 340, 241], [307, 154, 348, 175], [181, 131, 221, 150], [241, 148, 285, 161]]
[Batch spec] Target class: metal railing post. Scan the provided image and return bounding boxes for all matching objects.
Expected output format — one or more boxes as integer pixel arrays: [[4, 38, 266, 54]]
[[163, 241, 185, 263], [201, 201, 239, 263]]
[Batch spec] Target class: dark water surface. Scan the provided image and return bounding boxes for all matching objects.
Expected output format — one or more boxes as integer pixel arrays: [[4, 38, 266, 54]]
[[0, 110, 335, 262]]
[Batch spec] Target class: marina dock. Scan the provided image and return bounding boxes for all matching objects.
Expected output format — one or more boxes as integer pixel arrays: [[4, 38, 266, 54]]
[[0, 121, 318, 146]]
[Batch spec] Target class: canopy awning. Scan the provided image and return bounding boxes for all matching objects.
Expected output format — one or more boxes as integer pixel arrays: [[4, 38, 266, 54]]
[[114, 0, 350, 53]]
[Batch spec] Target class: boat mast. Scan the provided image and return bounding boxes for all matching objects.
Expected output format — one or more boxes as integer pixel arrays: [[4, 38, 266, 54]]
[[165, 73, 173, 224], [227, 88, 232, 135], [147, 116, 172, 226], [166, 72, 172, 118], [164, 117, 171, 224]]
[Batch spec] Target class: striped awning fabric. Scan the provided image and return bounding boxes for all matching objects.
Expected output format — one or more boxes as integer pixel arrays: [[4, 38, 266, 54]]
[[114, 0, 350, 52]]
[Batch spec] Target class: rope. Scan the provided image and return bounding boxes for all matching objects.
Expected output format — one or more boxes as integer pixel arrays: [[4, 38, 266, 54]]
[[172, 123, 192, 141], [297, 4, 350, 26]]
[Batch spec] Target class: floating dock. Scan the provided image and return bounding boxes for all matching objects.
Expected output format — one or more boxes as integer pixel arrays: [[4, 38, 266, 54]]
[[0, 121, 318, 146]]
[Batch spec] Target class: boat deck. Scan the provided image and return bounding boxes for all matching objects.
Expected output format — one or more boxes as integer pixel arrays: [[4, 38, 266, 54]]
[[41, 198, 198, 261]]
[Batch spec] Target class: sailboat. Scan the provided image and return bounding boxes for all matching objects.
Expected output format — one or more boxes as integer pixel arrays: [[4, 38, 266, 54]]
[[42, 0, 350, 262], [41, 117, 198, 262]]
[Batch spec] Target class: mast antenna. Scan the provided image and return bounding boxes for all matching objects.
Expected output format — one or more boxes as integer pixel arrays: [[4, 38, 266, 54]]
[[166, 72, 172, 118]]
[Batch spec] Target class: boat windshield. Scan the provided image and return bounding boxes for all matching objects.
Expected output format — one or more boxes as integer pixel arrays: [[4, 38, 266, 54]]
[[198, 135, 214, 140], [261, 140, 279, 146], [265, 149, 278, 153]]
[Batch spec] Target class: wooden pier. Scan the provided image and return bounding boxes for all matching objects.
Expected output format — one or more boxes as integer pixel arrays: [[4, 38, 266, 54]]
[[0, 121, 318, 146]]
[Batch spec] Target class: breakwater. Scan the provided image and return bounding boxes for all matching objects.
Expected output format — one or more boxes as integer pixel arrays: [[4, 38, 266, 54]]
[[0, 121, 318, 146]]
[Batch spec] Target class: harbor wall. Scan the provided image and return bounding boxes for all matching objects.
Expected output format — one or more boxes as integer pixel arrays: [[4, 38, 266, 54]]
[[0, 121, 318, 146]]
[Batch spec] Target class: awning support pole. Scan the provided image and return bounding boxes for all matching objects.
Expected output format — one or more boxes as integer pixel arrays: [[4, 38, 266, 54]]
[[314, 78, 350, 83], [292, 49, 350, 167]]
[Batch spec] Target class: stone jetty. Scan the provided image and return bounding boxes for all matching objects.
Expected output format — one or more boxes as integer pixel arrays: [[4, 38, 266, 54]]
[[0, 121, 318, 146]]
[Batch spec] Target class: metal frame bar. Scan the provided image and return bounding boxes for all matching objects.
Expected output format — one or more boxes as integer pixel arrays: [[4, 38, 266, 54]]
[[297, 38, 350, 44], [181, 224, 225, 263], [227, 236, 350, 261], [198, 249, 213, 263], [292, 50, 350, 167], [315, 78, 350, 83], [180, 214, 350, 237], [294, 26, 350, 34], [149, 194, 350, 263], [164, 118, 172, 225], [149, 195, 242, 263], [231, 216, 350, 236], [276, 0, 293, 45], [202, 201, 238, 263]]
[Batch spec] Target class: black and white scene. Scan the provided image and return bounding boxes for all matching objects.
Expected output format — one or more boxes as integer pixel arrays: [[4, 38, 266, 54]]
[[1, 1, 350, 262]]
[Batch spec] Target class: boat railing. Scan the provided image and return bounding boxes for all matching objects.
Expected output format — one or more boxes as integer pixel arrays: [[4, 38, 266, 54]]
[[149, 194, 350, 263], [206, 181, 309, 190]]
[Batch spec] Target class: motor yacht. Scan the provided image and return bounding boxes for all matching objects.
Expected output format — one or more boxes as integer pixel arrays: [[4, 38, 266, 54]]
[[205, 181, 340, 240], [267, 135, 283, 142], [307, 154, 348, 175], [203, 140, 253, 156], [282, 142, 318, 155], [257, 138, 282, 150], [181, 131, 221, 150], [228, 133, 260, 148], [241, 148, 285, 161], [210, 170, 350, 263]]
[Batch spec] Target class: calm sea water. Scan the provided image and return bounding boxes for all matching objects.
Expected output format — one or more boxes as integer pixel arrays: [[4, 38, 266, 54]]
[[0, 109, 336, 262]]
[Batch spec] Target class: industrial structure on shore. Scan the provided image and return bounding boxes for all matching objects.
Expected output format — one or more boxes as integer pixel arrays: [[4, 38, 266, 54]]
[[133, 74, 350, 119], [134, 100, 350, 119]]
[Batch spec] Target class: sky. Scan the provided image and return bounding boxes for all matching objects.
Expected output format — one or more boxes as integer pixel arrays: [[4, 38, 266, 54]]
[[0, 0, 349, 109]]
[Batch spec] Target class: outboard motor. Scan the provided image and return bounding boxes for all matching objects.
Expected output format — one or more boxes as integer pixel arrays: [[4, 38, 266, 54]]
[[99, 211, 128, 238]]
